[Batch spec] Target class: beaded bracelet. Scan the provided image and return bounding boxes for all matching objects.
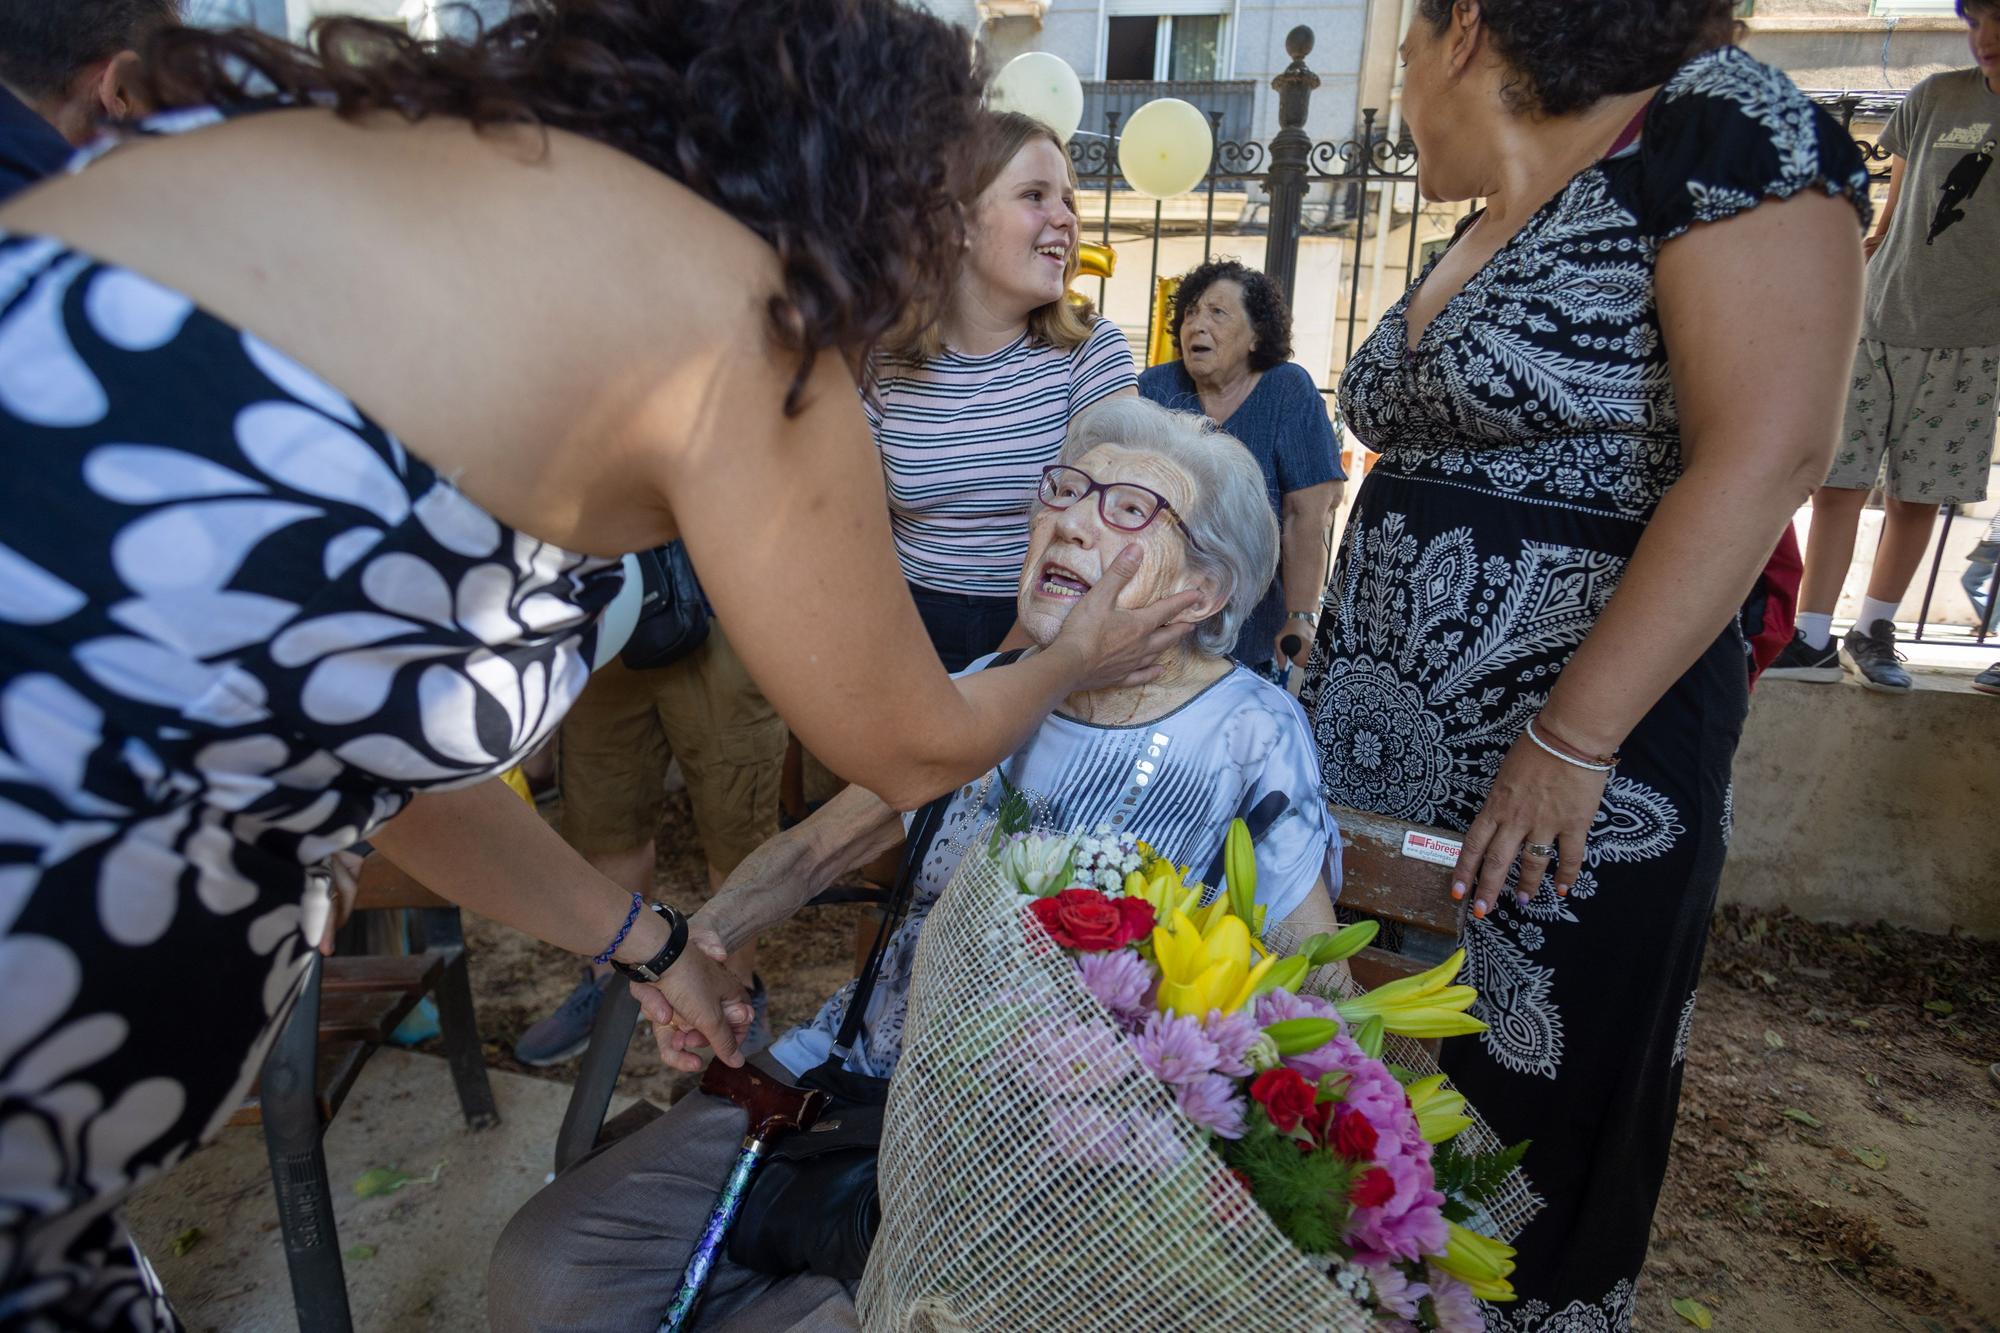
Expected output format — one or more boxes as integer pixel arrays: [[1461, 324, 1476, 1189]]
[[1524, 717, 1617, 773], [592, 891, 646, 965]]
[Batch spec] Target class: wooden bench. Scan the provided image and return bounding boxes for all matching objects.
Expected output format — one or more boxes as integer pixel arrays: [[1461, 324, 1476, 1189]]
[[1328, 804, 1469, 989], [247, 855, 497, 1333]]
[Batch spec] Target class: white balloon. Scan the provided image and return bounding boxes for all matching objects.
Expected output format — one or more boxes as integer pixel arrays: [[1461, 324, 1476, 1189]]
[[1117, 98, 1214, 199], [988, 52, 1084, 144]]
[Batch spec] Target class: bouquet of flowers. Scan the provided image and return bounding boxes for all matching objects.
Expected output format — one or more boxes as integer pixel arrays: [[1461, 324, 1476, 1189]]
[[856, 812, 1538, 1333]]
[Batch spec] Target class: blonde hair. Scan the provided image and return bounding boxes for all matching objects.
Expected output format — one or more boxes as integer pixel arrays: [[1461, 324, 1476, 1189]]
[[890, 110, 1096, 364]]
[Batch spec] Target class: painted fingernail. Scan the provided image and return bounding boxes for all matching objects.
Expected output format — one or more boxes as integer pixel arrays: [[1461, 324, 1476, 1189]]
[[1557, 886, 1569, 897], [1471, 902, 1487, 919], [1516, 892, 1531, 908], [1451, 882, 1467, 901]]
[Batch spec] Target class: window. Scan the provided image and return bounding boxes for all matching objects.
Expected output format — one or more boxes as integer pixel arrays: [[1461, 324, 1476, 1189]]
[[1105, 16, 1159, 80], [1871, 0, 1961, 12], [1102, 13, 1225, 81]]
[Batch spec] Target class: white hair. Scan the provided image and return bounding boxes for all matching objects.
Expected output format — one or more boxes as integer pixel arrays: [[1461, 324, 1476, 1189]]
[[1060, 397, 1279, 658]]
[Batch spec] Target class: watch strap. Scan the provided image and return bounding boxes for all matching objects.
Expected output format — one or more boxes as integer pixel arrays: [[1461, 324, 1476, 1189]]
[[611, 903, 689, 983]]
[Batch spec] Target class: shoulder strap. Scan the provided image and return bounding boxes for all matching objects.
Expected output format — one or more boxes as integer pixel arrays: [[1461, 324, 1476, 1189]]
[[829, 647, 1027, 1058]]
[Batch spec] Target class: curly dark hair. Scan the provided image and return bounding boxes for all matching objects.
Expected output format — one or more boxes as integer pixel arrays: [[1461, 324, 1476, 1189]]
[[138, 0, 983, 416], [1416, 0, 1737, 117], [0, 0, 178, 99], [1168, 259, 1292, 372]]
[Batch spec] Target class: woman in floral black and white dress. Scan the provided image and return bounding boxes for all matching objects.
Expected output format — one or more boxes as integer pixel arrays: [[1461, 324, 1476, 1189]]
[[1299, 2, 1870, 1326], [0, 6, 1198, 1327]]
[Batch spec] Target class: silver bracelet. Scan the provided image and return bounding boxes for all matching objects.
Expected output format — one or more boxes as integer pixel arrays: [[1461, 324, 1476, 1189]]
[[1523, 718, 1616, 773]]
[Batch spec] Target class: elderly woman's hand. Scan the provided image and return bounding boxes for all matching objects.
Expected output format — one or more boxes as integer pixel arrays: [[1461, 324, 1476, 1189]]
[[630, 923, 754, 1072], [1450, 730, 1611, 920], [1048, 543, 1205, 690]]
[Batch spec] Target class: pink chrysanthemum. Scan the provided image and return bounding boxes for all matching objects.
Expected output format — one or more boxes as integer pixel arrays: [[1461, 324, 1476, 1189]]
[[1201, 1008, 1264, 1077], [1252, 989, 1350, 1083], [1174, 1072, 1248, 1139], [1425, 1268, 1485, 1333], [1076, 949, 1155, 1028], [1315, 1042, 1447, 1265], [1131, 1011, 1221, 1085], [1360, 1260, 1429, 1321]]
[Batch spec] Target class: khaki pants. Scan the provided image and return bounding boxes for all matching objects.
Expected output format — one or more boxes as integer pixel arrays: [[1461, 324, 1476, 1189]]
[[558, 625, 784, 874]]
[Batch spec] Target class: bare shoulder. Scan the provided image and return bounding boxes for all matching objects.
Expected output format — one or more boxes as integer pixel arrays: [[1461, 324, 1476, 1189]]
[[0, 109, 798, 550]]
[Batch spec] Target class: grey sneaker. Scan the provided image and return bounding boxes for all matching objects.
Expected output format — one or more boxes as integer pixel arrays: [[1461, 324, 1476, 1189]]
[[1763, 631, 1842, 683], [1840, 619, 1913, 693], [1973, 662, 2000, 696], [515, 968, 612, 1066]]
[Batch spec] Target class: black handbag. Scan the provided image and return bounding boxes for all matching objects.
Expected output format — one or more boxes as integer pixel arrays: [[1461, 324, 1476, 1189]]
[[725, 792, 951, 1279], [618, 541, 710, 671], [727, 649, 1025, 1279]]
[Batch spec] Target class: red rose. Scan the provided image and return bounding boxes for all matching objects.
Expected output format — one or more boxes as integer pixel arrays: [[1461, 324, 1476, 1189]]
[[1029, 888, 1151, 952], [1114, 895, 1156, 942], [1249, 1068, 1317, 1134], [1350, 1167, 1395, 1208], [1329, 1104, 1379, 1161]]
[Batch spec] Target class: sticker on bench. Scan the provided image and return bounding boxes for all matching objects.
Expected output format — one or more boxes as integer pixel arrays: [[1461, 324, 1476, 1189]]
[[1400, 830, 1462, 867]]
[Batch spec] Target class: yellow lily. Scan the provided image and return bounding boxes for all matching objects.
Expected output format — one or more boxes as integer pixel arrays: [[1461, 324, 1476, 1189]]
[[1335, 949, 1488, 1039], [1123, 858, 1200, 922], [1151, 909, 1277, 1017], [1404, 1074, 1473, 1144], [1432, 1222, 1517, 1302]]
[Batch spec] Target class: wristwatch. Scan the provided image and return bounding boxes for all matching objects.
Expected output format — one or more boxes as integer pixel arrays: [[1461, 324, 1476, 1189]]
[[1286, 610, 1319, 625], [610, 902, 690, 983]]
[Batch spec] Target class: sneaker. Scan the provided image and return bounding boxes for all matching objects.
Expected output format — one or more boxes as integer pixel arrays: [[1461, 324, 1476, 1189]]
[[1973, 662, 2000, 696], [514, 968, 613, 1066], [1762, 631, 1842, 683], [1840, 619, 1913, 693], [739, 975, 772, 1056]]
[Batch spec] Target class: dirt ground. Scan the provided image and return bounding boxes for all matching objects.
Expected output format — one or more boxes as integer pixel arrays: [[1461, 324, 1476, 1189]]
[[457, 790, 1999, 1332]]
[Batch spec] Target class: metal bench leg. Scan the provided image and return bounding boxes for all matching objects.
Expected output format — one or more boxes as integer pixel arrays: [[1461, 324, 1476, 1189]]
[[263, 958, 353, 1333], [552, 983, 640, 1175], [420, 907, 500, 1131]]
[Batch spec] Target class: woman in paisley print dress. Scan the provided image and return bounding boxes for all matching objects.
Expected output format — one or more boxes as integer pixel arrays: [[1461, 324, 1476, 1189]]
[[1298, 3, 1870, 1327], [0, 5, 1202, 1328]]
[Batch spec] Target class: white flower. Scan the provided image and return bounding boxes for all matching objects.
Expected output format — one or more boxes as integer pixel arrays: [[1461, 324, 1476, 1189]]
[[996, 833, 1076, 898]]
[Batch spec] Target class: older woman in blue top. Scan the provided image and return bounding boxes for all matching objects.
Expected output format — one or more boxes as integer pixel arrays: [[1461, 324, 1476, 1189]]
[[1138, 260, 1345, 675]]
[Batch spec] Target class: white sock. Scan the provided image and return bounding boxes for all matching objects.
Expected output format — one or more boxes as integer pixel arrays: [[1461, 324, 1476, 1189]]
[[1796, 612, 1833, 650], [1858, 596, 1901, 633]]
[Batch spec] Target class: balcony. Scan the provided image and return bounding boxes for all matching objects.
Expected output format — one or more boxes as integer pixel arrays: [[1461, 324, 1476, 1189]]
[[1078, 79, 1259, 165], [975, 0, 1049, 23]]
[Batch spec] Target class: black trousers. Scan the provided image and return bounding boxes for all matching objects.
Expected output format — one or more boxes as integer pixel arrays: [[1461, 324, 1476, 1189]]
[[909, 582, 1017, 673]]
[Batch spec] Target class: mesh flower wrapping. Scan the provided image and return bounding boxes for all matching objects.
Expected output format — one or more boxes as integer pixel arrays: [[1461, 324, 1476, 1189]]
[[856, 823, 1540, 1333]]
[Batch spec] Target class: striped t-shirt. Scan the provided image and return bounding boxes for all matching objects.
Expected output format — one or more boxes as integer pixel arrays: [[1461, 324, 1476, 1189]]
[[867, 315, 1136, 596]]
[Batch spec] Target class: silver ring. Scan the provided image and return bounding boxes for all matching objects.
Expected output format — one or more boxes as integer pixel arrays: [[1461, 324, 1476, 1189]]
[[1522, 841, 1558, 859]]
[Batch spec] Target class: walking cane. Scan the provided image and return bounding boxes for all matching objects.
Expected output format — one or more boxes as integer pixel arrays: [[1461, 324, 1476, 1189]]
[[657, 1059, 828, 1333]]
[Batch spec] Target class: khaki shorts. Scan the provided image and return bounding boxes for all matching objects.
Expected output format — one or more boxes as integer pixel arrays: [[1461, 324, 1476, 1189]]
[[558, 625, 784, 874], [1828, 340, 1999, 504]]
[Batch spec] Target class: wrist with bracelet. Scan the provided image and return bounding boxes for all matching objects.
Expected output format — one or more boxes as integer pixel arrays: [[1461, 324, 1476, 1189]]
[[593, 892, 690, 983], [1523, 714, 1620, 773]]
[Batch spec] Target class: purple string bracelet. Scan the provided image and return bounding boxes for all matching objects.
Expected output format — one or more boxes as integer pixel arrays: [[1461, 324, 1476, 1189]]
[[593, 891, 646, 965]]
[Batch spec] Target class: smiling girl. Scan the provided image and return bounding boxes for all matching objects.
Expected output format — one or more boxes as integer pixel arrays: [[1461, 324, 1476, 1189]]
[[870, 110, 1138, 671]]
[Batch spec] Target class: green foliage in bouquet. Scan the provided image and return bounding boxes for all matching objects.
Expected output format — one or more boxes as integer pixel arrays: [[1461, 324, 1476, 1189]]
[[1217, 1116, 1361, 1257], [1431, 1138, 1531, 1224]]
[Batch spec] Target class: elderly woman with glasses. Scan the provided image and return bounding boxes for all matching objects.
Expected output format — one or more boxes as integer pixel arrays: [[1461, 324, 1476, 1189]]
[[487, 396, 1342, 1331]]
